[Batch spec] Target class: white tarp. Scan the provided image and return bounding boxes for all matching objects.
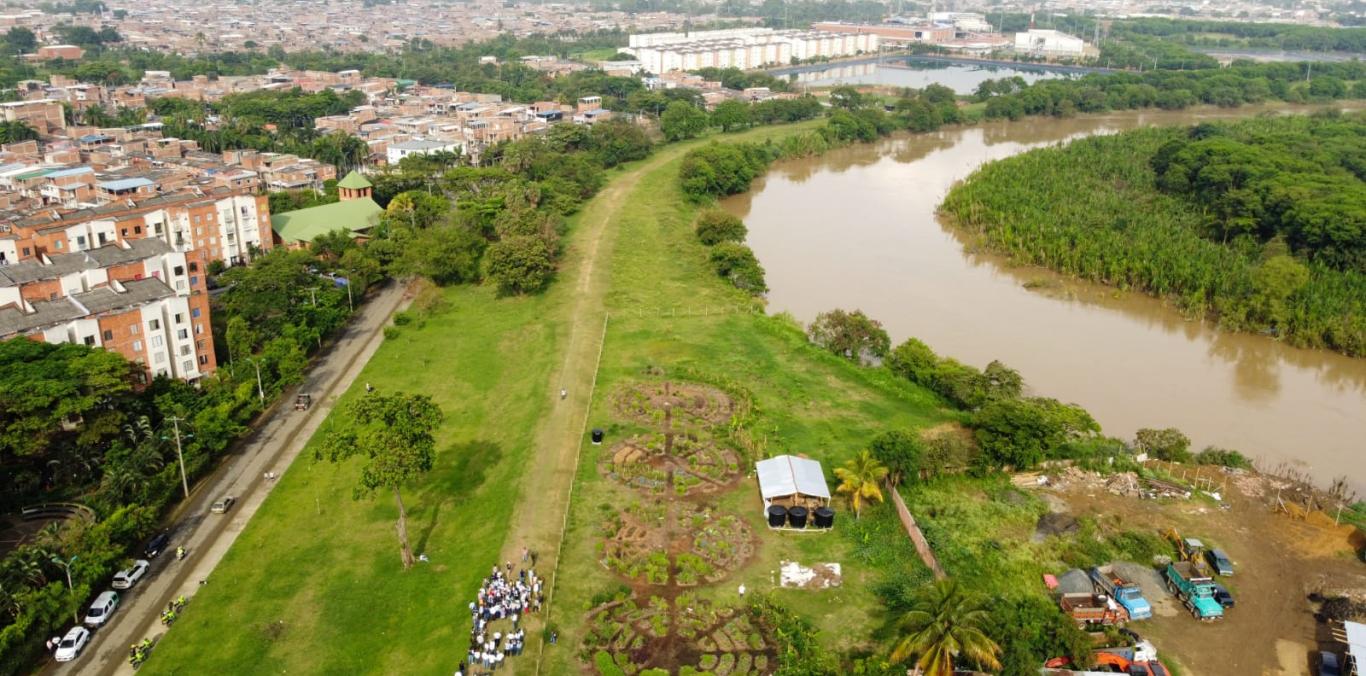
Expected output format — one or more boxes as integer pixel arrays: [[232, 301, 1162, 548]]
[[755, 455, 831, 500], [1346, 620, 1366, 664]]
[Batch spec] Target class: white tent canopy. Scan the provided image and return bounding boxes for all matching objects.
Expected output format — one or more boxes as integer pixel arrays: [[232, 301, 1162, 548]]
[[756, 455, 831, 501], [1345, 620, 1365, 671]]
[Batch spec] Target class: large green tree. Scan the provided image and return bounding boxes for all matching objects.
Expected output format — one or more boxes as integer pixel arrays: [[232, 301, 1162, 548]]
[[660, 101, 707, 142], [317, 391, 443, 569]]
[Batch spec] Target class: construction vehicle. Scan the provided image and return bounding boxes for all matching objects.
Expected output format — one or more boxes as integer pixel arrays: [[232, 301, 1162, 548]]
[[1164, 529, 1212, 575], [1090, 566, 1153, 620], [1060, 592, 1129, 627], [1044, 640, 1170, 675], [1164, 561, 1224, 620]]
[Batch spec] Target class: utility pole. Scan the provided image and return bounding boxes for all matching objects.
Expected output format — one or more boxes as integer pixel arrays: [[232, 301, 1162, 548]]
[[168, 416, 190, 499]]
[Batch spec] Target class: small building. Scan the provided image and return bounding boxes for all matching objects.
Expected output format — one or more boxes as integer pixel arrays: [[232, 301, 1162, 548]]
[[755, 455, 831, 511], [385, 139, 461, 165], [1014, 29, 1086, 57], [271, 171, 381, 250]]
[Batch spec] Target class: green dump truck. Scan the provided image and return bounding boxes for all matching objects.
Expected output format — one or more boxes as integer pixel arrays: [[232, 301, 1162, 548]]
[[1164, 561, 1224, 621]]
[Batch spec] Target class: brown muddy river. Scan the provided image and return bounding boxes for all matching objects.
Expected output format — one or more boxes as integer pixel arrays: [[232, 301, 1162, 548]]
[[722, 106, 1366, 492]]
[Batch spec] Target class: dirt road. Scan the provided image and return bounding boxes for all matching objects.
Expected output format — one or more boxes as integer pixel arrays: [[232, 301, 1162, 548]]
[[45, 282, 409, 676]]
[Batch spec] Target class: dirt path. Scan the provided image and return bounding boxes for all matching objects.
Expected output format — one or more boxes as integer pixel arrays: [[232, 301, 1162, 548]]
[[490, 149, 683, 673], [44, 282, 410, 676]]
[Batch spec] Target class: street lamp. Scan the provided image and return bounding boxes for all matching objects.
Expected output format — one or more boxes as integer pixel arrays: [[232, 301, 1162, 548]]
[[162, 417, 193, 499], [50, 554, 78, 624]]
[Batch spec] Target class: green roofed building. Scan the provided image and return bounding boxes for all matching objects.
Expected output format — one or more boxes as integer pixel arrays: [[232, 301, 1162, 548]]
[[271, 171, 382, 249]]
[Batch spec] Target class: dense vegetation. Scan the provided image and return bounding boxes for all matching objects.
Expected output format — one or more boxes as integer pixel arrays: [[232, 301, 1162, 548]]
[[977, 61, 1366, 120], [942, 113, 1366, 356], [149, 89, 370, 170], [992, 13, 1366, 53]]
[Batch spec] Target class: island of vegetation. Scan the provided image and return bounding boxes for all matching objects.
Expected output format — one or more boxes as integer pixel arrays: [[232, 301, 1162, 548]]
[[941, 112, 1366, 356]]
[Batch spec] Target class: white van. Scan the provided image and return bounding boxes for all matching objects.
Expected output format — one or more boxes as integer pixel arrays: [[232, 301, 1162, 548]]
[[83, 590, 120, 628]]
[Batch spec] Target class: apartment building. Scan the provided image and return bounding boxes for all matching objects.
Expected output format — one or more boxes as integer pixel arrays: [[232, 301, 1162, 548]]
[[0, 237, 215, 381], [1, 187, 273, 268], [0, 99, 66, 135], [626, 28, 877, 73]]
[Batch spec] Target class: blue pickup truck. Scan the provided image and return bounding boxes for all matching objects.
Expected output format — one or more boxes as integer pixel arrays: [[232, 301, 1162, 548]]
[[1089, 566, 1153, 621]]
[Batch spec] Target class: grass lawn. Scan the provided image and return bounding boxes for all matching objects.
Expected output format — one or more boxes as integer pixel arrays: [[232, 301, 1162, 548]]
[[142, 283, 566, 675], [540, 132, 956, 673]]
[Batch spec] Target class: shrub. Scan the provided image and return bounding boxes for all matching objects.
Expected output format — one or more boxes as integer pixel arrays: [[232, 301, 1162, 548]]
[[1134, 427, 1192, 462], [1195, 446, 1252, 469], [807, 309, 890, 364], [707, 242, 767, 295], [484, 235, 555, 294], [679, 142, 774, 203], [694, 210, 747, 246]]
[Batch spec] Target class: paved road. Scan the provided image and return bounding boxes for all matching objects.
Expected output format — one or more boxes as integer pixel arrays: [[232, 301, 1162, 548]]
[[45, 282, 409, 676]]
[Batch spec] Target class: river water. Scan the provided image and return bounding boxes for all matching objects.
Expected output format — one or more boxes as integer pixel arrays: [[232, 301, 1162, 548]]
[[721, 106, 1366, 492], [791, 57, 1070, 93]]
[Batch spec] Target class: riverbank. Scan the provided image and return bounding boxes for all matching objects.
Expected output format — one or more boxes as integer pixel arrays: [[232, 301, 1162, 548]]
[[723, 103, 1366, 494]]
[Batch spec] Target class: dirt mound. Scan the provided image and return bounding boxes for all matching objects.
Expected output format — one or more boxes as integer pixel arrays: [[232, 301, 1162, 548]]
[[1036, 511, 1080, 538]]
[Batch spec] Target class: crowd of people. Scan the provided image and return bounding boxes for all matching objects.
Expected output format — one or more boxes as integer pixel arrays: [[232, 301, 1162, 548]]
[[455, 553, 544, 675]]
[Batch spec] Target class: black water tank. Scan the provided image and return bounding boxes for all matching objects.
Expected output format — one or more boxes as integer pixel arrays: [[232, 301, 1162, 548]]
[[591, 428, 604, 445], [766, 505, 787, 528], [814, 507, 835, 529], [787, 506, 808, 529]]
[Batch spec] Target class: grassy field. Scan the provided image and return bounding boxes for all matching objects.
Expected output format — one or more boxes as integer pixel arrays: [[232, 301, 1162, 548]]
[[141, 282, 566, 674], [539, 131, 955, 673], [141, 120, 954, 675]]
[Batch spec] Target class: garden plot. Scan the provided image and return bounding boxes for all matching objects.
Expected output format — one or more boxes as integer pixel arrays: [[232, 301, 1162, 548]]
[[598, 502, 755, 587], [613, 381, 736, 427], [601, 382, 744, 497], [583, 593, 775, 676]]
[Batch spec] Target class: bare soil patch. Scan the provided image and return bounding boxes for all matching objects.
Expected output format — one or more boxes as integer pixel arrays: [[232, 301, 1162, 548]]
[[1028, 468, 1366, 675]]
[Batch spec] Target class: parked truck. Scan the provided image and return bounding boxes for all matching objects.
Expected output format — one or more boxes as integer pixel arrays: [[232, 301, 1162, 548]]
[[1090, 566, 1154, 621], [1059, 592, 1129, 627], [1164, 561, 1224, 620]]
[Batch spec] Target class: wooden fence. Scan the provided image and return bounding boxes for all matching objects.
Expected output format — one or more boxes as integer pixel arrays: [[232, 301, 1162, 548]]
[[887, 482, 947, 580]]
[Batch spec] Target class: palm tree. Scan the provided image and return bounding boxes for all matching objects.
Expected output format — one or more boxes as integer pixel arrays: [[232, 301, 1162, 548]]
[[890, 580, 1002, 676], [833, 450, 888, 519], [0, 120, 38, 144]]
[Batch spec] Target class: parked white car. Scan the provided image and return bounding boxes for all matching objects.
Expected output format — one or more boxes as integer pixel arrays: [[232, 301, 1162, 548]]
[[83, 590, 120, 628], [111, 560, 150, 590], [54, 626, 90, 662]]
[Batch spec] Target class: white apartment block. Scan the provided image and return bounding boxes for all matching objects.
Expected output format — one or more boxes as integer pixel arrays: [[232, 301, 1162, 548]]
[[627, 28, 877, 74]]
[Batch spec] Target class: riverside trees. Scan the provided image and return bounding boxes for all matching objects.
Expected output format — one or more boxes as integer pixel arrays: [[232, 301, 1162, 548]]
[[942, 114, 1366, 356]]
